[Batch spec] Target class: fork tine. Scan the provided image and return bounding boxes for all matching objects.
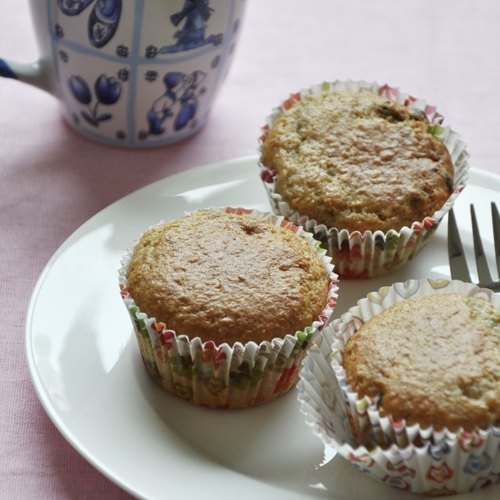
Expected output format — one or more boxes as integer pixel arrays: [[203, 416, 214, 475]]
[[471, 204, 494, 287], [448, 208, 472, 283], [492, 202, 500, 276]]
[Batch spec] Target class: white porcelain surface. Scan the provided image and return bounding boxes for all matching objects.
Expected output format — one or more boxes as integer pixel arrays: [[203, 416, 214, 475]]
[[26, 156, 500, 500]]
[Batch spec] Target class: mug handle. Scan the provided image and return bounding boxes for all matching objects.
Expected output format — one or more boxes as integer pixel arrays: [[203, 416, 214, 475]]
[[0, 57, 52, 93]]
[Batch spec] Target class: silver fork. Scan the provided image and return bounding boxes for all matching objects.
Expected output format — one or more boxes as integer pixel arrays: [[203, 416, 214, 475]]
[[447, 202, 500, 292]]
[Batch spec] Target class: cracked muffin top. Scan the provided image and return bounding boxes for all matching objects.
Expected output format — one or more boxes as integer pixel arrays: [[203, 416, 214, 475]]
[[261, 90, 454, 233], [126, 210, 329, 345], [343, 293, 500, 432]]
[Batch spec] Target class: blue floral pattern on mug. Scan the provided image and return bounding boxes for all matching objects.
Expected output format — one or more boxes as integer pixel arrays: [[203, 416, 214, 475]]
[[58, 0, 122, 48], [47, 0, 245, 146], [68, 74, 121, 126]]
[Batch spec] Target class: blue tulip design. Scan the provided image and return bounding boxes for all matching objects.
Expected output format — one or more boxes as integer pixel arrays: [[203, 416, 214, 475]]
[[68, 75, 92, 105], [68, 73, 121, 127], [95, 74, 120, 105]]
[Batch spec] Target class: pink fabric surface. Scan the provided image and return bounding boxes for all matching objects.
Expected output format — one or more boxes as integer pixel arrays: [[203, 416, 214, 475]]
[[1, 1, 500, 499]]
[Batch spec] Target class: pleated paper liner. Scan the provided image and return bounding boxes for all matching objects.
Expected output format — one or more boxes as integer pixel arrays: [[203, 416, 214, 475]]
[[298, 278, 500, 495], [259, 80, 470, 278], [119, 207, 339, 409]]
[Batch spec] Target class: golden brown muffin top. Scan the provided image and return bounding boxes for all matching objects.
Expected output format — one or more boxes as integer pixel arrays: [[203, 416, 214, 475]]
[[126, 210, 329, 345], [343, 293, 500, 432], [261, 90, 454, 233]]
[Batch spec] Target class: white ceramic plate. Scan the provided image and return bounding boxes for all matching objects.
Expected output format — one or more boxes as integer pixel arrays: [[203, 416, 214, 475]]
[[26, 156, 500, 500]]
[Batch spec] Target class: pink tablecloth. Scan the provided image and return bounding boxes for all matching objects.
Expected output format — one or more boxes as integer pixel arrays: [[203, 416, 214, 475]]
[[1, 1, 499, 498]]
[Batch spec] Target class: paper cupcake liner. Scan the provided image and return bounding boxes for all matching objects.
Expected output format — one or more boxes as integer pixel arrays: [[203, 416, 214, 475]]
[[119, 207, 339, 409], [298, 278, 500, 495], [258, 80, 470, 279]]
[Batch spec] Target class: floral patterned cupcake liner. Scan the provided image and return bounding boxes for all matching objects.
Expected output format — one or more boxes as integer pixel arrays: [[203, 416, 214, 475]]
[[258, 80, 470, 279], [119, 207, 339, 409], [297, 278, 500, 495]]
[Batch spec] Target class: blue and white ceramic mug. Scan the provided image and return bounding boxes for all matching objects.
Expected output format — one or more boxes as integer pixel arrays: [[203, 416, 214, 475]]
[[1, 1, 246, 147]]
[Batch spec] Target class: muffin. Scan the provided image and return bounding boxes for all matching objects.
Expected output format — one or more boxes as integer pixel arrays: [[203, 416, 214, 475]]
[[343, 292, 500, 438], [259, 80, 470, 278], [119, 207, 338, 409], [298, 279, 500, 495]]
